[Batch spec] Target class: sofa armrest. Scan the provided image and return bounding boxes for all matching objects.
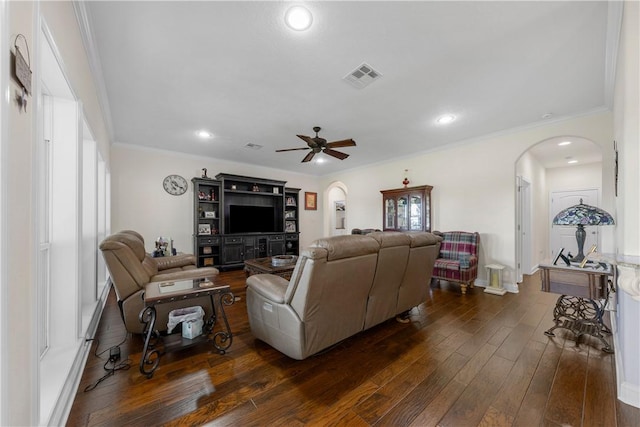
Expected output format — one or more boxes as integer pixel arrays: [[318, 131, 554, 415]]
[[155, 254, 197, 271], [246, 274, 289, 304], [150, 266, 219, 283]]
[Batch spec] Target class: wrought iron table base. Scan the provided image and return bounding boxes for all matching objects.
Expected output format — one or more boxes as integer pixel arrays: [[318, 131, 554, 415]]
[[139, 289, 234, 378], [544, 294, 613, 353]]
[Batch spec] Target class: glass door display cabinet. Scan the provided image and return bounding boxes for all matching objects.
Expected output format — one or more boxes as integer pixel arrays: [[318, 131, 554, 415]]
[[380, 185, 433, 232]]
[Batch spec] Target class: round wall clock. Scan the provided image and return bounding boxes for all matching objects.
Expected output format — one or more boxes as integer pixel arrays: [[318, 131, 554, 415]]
[[163, 174, 188, 196]]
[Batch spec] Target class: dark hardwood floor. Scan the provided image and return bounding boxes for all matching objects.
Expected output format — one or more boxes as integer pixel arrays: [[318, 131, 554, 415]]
[[67, 270, 640, 426]]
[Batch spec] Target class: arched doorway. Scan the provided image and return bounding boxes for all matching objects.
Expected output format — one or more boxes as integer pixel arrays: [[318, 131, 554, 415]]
[[324, 181, 348, 237], [515, 136, 603, 283]]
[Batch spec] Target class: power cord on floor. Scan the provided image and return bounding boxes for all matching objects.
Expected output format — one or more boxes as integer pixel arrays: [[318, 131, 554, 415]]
[[83, 332, 132, 392], [84, 357, 132, 392]]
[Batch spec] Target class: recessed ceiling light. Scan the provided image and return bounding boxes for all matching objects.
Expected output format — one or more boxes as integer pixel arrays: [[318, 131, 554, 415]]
[[436, 114, 456, 125], [567, 160, 578, 164], [285, 6, 313, 31], [558, 141, 572, 146], [196, 130, 213, 139]]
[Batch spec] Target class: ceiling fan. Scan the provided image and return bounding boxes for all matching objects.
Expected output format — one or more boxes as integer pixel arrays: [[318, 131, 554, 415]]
[[276, 126, 356, 163]]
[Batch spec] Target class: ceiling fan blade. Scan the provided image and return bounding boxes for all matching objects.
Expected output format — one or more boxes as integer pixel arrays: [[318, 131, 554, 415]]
[[297, 134, 316, 147], [326, 139, 356, 148], [323, 148, 349, 160], [276, 147, 311, 152], [301, 151, 316, 163]]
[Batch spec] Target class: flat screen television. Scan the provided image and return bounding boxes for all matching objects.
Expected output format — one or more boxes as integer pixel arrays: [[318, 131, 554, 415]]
[[229, 205, 281, 234]]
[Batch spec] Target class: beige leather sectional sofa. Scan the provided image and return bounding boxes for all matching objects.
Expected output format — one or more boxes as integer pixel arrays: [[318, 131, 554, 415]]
[[246, 231, 442, 360]]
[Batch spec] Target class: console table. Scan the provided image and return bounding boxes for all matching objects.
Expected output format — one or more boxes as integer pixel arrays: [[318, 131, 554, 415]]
[[540, 262, 613, 353], [139, 278, 234, 378]]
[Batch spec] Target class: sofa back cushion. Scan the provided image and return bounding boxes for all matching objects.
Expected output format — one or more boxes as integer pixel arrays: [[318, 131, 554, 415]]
[[396, 232, 442, 313], [364, 232, 411, 329], [287, 235, 379, 357]]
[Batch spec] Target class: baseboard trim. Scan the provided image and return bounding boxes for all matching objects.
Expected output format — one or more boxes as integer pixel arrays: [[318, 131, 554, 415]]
[[611, 312, 640, 408], [49, 281, 112, 426], [474, 279, 519, 294]]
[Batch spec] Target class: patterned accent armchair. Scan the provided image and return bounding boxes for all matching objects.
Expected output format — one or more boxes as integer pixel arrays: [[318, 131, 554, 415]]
[[432, 231, 480, 294]]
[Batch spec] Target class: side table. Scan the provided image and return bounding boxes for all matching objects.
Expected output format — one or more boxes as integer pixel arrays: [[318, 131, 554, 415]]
[[139, 278, 234, 378], [540, 261, 613, 353]]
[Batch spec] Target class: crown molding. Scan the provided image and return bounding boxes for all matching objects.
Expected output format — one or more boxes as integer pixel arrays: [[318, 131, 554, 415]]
[[72, 1, 114, 141]]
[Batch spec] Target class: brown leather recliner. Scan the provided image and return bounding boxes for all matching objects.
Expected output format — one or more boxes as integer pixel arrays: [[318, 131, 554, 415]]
[[100, 231, 220, 334]]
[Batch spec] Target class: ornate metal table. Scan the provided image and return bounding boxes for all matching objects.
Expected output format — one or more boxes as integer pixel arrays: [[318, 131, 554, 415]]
[[540, 262, 613, 353], [139, 278, 234, 378]]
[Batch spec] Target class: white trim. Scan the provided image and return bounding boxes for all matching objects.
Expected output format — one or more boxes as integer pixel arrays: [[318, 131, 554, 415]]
[[72, 1, 115, 141], [0, 0, 8, 423], [473, 279, 519, 294], [611, 311, 640, 408], [49, 282, 112, 426], [604, 1, 624, 108]]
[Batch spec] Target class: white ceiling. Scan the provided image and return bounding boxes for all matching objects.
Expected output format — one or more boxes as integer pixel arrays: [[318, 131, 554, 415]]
[[81, 1, 615, 176]]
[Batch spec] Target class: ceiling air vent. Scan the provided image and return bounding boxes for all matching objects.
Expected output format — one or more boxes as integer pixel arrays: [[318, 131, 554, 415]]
[[245, 143, 263, 150], [343, 63, 382, 89]]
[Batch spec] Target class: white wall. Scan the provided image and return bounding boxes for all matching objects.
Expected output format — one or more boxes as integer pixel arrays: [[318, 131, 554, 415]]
[[110, 144, 325, 252], [546, 162, 603, 194], [612, 0, 640, 408], [5, 2, 112, 425], [322, 113, 614, 288]]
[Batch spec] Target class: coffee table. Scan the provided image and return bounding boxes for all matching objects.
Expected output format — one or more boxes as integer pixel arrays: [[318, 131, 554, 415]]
[[244, 256, 297, 280], [139, 277, 234, 378]]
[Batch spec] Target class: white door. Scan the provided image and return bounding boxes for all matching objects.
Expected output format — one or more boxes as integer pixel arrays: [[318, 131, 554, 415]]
[[549, 189, 599, 260]]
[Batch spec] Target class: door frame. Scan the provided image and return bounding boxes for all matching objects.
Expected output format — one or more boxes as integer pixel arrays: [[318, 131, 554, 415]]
[[515, 176, 533, 283]]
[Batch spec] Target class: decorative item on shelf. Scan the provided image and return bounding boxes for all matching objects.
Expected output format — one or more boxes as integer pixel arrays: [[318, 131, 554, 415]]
[[286, 196, 297, 206], [286, 221, 296, 232], [198, 191, 207, 200], [402, 169, 410, 188], [204, 211, 216, 219], [198, 223, 212, 235], [252, 184, 260, 192], [305, 191, 317, 210], [273, 187, 279, 194], [201, 168, 208, 178], [484, 264, 506, 296], [552, 199, 615, 262], [231, 184, 237, 190], [209, 188, 215, 201]]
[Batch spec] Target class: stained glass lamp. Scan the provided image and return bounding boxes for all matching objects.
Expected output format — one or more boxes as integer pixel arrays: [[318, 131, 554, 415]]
[[552, 199, 615, 262]]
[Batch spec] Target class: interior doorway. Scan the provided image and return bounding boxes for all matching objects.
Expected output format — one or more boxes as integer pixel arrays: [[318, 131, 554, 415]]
[[325, 182, 348, 236], [515, 136, 603, 280]]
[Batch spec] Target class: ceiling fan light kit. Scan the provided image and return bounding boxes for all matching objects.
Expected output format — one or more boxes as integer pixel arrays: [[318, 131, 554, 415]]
[[276, 126, 356, 163]]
